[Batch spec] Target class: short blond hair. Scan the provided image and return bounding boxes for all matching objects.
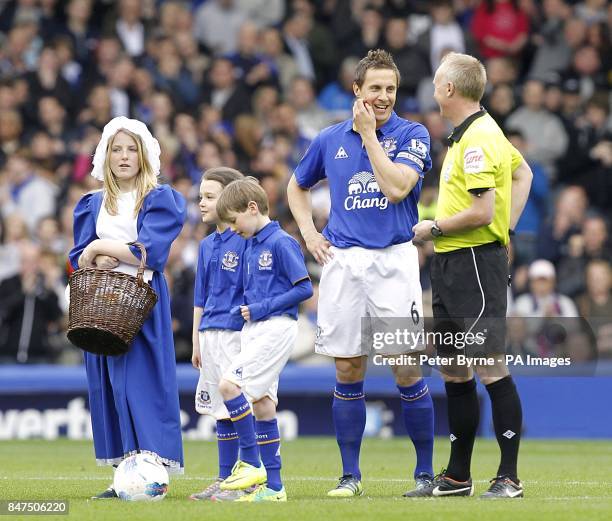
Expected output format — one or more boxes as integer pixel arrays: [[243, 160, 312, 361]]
[[439, 52, 487, 102], [216, 177, 269, 221]]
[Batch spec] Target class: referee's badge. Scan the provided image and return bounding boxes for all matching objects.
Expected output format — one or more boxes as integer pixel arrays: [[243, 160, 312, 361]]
[[258, 250, 273, 270]]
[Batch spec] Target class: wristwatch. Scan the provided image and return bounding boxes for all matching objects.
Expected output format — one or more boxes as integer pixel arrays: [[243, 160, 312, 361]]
[[431, 221, 443, 238]]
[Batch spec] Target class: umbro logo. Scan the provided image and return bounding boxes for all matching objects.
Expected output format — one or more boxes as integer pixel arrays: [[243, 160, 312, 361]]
[[503, 430, 516, 439], [450, 434, 457, 442], [334, 146, 348, 159]]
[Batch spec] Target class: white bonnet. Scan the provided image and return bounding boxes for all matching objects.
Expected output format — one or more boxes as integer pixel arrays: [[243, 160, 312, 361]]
[[90, 116, 161, 181]]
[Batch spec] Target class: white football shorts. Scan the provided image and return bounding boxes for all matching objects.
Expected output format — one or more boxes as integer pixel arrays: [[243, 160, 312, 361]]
[[315, 241, 424, 358], [223, 316, 297, 404], [195, 329, 242, 419]]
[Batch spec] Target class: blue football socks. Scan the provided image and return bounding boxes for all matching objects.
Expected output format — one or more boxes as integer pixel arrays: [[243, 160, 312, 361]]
[[398, 379, 435, 478], [224, 394, 260, 468], [256, 419, 283, 491], [332, 381, 366, 480], [216, 419, 239, 479]]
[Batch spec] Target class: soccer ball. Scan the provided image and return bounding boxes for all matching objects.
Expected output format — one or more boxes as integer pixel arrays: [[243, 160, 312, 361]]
[[113, 453, 169, 502]]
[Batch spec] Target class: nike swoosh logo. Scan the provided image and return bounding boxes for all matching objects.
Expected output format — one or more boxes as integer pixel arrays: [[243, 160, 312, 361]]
[[432, 485, 472, 496], [505, 488, 524, 498]]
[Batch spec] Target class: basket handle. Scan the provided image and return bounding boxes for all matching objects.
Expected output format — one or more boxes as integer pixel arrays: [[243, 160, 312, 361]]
[[127, 241, 148, 282]]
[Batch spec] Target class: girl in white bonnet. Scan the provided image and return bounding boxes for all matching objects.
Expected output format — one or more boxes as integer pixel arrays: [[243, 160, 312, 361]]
[[68, 117, 185, 498]]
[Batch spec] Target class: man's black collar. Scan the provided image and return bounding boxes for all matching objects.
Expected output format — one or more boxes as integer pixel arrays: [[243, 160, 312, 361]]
[[448, 108, 487, 143]]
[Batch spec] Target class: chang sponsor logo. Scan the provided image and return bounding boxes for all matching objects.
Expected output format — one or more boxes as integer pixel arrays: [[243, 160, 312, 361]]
[[344, 171, 389, 211]]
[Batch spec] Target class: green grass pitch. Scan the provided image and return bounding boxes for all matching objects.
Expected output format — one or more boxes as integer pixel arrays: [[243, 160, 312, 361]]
[[1, 438, 610, 521]]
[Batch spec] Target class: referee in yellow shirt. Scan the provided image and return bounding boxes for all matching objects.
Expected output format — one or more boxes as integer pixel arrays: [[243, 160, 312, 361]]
[[413, 53, 533, 499]]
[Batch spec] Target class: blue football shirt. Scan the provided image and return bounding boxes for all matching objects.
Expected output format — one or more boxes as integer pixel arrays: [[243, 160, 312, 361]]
[[194, 227, 246, 331], [243, 221, 309, 320], [294, 111, 432, 249]]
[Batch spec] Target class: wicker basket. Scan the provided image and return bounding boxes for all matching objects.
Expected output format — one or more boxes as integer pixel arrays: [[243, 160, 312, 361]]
[[67, 242, 158, 356]]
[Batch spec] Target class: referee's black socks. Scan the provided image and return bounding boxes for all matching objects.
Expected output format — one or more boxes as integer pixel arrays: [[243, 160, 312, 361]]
[[445, 378, 479, 482], [485, 375, 522, 482]]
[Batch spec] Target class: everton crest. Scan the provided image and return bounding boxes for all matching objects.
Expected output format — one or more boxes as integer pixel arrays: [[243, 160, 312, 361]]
[[258, 250, 273, 270], [198, 390, 211, 405], [222, 251, 239, 271], [380, 137, 397, 157]]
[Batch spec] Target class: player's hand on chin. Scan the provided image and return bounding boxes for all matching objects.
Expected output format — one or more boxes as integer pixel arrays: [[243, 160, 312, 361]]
[[412, 220, 434, 245], [352, 99, 376, 136], [304, 231, 333, 265]]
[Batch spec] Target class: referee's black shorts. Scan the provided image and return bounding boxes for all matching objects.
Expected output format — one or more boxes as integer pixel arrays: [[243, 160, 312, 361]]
[[431, 242, 508, 358]]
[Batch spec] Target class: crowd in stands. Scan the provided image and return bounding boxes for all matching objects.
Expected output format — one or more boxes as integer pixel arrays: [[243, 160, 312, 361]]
[[0, 0, 610, 365]]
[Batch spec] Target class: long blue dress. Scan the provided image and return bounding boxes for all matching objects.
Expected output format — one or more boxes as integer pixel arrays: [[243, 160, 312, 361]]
[[69, 184, 186, 473]]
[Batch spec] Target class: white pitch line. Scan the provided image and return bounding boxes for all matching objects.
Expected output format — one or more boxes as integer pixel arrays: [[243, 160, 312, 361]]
[[536, 497, 607, 501]]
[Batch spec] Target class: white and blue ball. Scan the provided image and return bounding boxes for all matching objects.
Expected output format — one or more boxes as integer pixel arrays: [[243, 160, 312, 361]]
[[113, 453, 169, 502]]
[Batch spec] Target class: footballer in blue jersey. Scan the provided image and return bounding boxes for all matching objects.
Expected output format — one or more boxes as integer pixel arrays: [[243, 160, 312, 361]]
[[293, 111, 431, 249], [213, 178, 313, 502], [288, 49, 435, 498], [189, 167, 248, 502]]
